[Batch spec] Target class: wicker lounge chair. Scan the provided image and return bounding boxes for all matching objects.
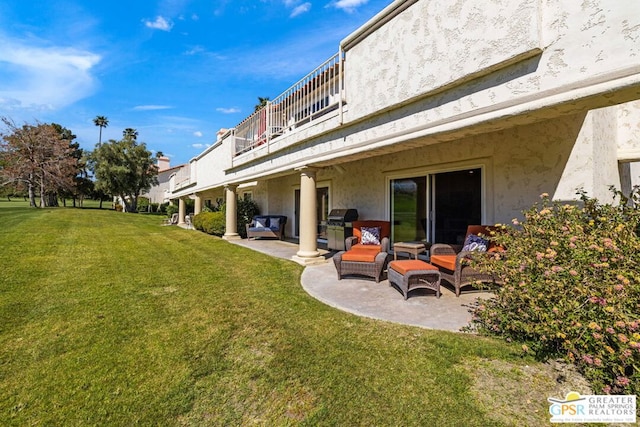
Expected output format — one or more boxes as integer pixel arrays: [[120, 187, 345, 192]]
[[429, 225, 502, 296], [333, 221, 391, 282]]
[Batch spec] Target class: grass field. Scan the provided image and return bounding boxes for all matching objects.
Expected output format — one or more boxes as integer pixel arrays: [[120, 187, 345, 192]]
[[0, 204, 569, 425]]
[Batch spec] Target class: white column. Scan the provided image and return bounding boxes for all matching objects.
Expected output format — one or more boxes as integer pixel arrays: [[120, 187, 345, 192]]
[[293, 167, 325, 265], [194, 193, 203, 215], [178, 198, 186, 225], [223, 184, 240, 240]]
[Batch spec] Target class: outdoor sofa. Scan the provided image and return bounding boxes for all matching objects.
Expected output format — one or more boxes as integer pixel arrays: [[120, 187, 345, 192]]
[[246, 215, 287, 240]]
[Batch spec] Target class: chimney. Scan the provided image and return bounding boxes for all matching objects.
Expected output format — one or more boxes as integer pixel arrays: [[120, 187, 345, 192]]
[[216, 128, 228, 140], [157, 156, 170, 172]]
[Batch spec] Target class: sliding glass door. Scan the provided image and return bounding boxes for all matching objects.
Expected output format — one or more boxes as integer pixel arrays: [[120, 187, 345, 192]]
[[431, 168, 482, 244], [390, 168, 482, 245], [390, 177, 427, 242]]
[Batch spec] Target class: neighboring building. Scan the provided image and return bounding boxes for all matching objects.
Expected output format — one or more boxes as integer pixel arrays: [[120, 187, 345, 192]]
[[144, 156, 186, 205], [168, 0, 640, 264]]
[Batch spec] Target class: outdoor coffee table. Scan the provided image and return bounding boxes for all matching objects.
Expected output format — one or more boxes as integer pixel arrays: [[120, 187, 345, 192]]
[[388, 259, 441, 299], [393, 241, 427, 260]]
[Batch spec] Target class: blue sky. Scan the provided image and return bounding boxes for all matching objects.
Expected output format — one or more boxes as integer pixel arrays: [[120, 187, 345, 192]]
[[0, 0, 391, 166]]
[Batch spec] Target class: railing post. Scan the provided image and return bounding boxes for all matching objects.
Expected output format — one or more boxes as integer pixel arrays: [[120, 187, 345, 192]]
[[266, 101, 271, 154], [339, 47, 344, 125]]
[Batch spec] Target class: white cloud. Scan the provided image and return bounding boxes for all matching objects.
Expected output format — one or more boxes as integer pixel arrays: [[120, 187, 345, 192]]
[[290, 3, 311, 17], [143, 16, 174, 31], [333, 0, 369, 12], [184, 46, 205, 55], [133, 105, 172, 111], [193, 131, 203, 137], [191, 143, 210, 149], [0, 36, 100, 111], [216, 107, 240, 114]]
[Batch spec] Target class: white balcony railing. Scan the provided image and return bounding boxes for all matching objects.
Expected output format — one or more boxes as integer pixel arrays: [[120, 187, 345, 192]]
[[234, 52, 343, 156]]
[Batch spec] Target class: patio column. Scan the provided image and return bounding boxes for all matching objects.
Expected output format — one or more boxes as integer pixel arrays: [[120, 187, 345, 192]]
[[178, 197, 186, 225], [293, 167, 325, 265], [194, 193, 203, 215], [223, 184, 240, 240]]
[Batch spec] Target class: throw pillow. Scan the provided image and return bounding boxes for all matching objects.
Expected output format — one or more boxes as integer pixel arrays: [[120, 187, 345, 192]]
[[254, 217, 267, 228], [361, 226, 381, 245], [462, 234, 488, 252], [270, 217, 280, 229]]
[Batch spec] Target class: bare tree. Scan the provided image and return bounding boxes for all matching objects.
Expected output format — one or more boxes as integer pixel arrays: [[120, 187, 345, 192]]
[[0, 118, 78, 207]]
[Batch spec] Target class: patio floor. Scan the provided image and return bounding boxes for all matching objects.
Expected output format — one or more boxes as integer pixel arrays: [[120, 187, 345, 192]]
[[229, 238, 494, 332]]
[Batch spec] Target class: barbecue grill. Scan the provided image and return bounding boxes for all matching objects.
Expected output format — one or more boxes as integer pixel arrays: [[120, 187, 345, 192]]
[[327, 209, 359, 251]]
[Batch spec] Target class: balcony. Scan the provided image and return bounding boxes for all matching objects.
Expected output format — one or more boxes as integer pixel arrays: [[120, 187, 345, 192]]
[[169, 164, 192, 193], [233, 52, 343, 157]]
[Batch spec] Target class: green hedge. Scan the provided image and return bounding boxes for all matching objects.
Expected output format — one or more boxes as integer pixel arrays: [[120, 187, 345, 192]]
[[166, 204, 178, 218], [236, 198, 260, 238], [193, 211, 225, 236], [192, 198, 260, 238]]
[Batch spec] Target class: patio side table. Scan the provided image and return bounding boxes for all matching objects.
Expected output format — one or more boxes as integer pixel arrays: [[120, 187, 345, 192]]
[[393, 242, 427, 260]]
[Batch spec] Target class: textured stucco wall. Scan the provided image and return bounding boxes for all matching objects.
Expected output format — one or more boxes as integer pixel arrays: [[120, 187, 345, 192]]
[[630, 163, 640, 188], [176, 0, 640, 222], [345, 0, 541, 120], [260, 110, 628, 234], [617, 101, 640, 153], [215, 0, 639, 189], [144, 168, 174, 204]]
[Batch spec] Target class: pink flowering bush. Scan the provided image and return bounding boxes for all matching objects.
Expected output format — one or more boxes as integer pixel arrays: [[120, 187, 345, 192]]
[[469, 188, 640, 394]]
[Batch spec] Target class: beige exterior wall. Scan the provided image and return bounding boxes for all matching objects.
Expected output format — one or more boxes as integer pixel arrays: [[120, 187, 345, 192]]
[[344, 0, 541, 120], [253, 108, 634, 238], [168, 0, 640, 237], [617, 100, 640, 162]]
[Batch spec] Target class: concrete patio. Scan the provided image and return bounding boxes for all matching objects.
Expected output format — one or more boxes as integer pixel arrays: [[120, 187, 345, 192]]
[[229, 238, 494, 332]]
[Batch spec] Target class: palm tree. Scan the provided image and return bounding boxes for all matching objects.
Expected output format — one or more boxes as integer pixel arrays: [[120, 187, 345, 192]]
[[93, 116, 109, 145], [254, 97, 270, 112], [123, 128, 138, 141]]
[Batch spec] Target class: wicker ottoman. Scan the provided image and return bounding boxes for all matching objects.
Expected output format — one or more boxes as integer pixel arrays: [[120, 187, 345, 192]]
[[388, 260, 441, 299]]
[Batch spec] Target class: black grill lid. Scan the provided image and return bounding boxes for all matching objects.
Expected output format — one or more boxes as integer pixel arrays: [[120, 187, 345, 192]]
[[328, 209, 359, 223]]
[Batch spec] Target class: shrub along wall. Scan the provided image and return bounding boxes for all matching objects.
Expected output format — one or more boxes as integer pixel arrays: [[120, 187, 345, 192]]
[[470, 189, 640, 395], [193, 198, 260, 238], [193, 211, 225, 236]]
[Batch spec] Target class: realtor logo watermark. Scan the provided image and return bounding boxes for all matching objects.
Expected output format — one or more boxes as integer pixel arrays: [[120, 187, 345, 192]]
[[548, 391, 636, 423]]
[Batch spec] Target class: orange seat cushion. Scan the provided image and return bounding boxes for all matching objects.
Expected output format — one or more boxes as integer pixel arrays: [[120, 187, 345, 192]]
[[350, 243, 381, 253], [429, 255, 457, 271], [342, 249, 377, 262], [389, 260, 438, 275]]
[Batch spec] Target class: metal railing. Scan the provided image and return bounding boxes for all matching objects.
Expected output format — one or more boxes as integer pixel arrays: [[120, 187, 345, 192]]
[[234, 52, 343, 156]]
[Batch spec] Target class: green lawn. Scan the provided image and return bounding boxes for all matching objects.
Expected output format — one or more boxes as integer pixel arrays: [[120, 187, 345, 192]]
[[0, 205, 552, 425]]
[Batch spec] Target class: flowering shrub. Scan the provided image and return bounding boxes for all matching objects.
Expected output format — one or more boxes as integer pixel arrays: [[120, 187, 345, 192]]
[[469, 188, 640, 394]]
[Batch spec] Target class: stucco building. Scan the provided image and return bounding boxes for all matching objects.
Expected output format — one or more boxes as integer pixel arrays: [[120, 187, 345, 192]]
[[168, 0, 640, 264]]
